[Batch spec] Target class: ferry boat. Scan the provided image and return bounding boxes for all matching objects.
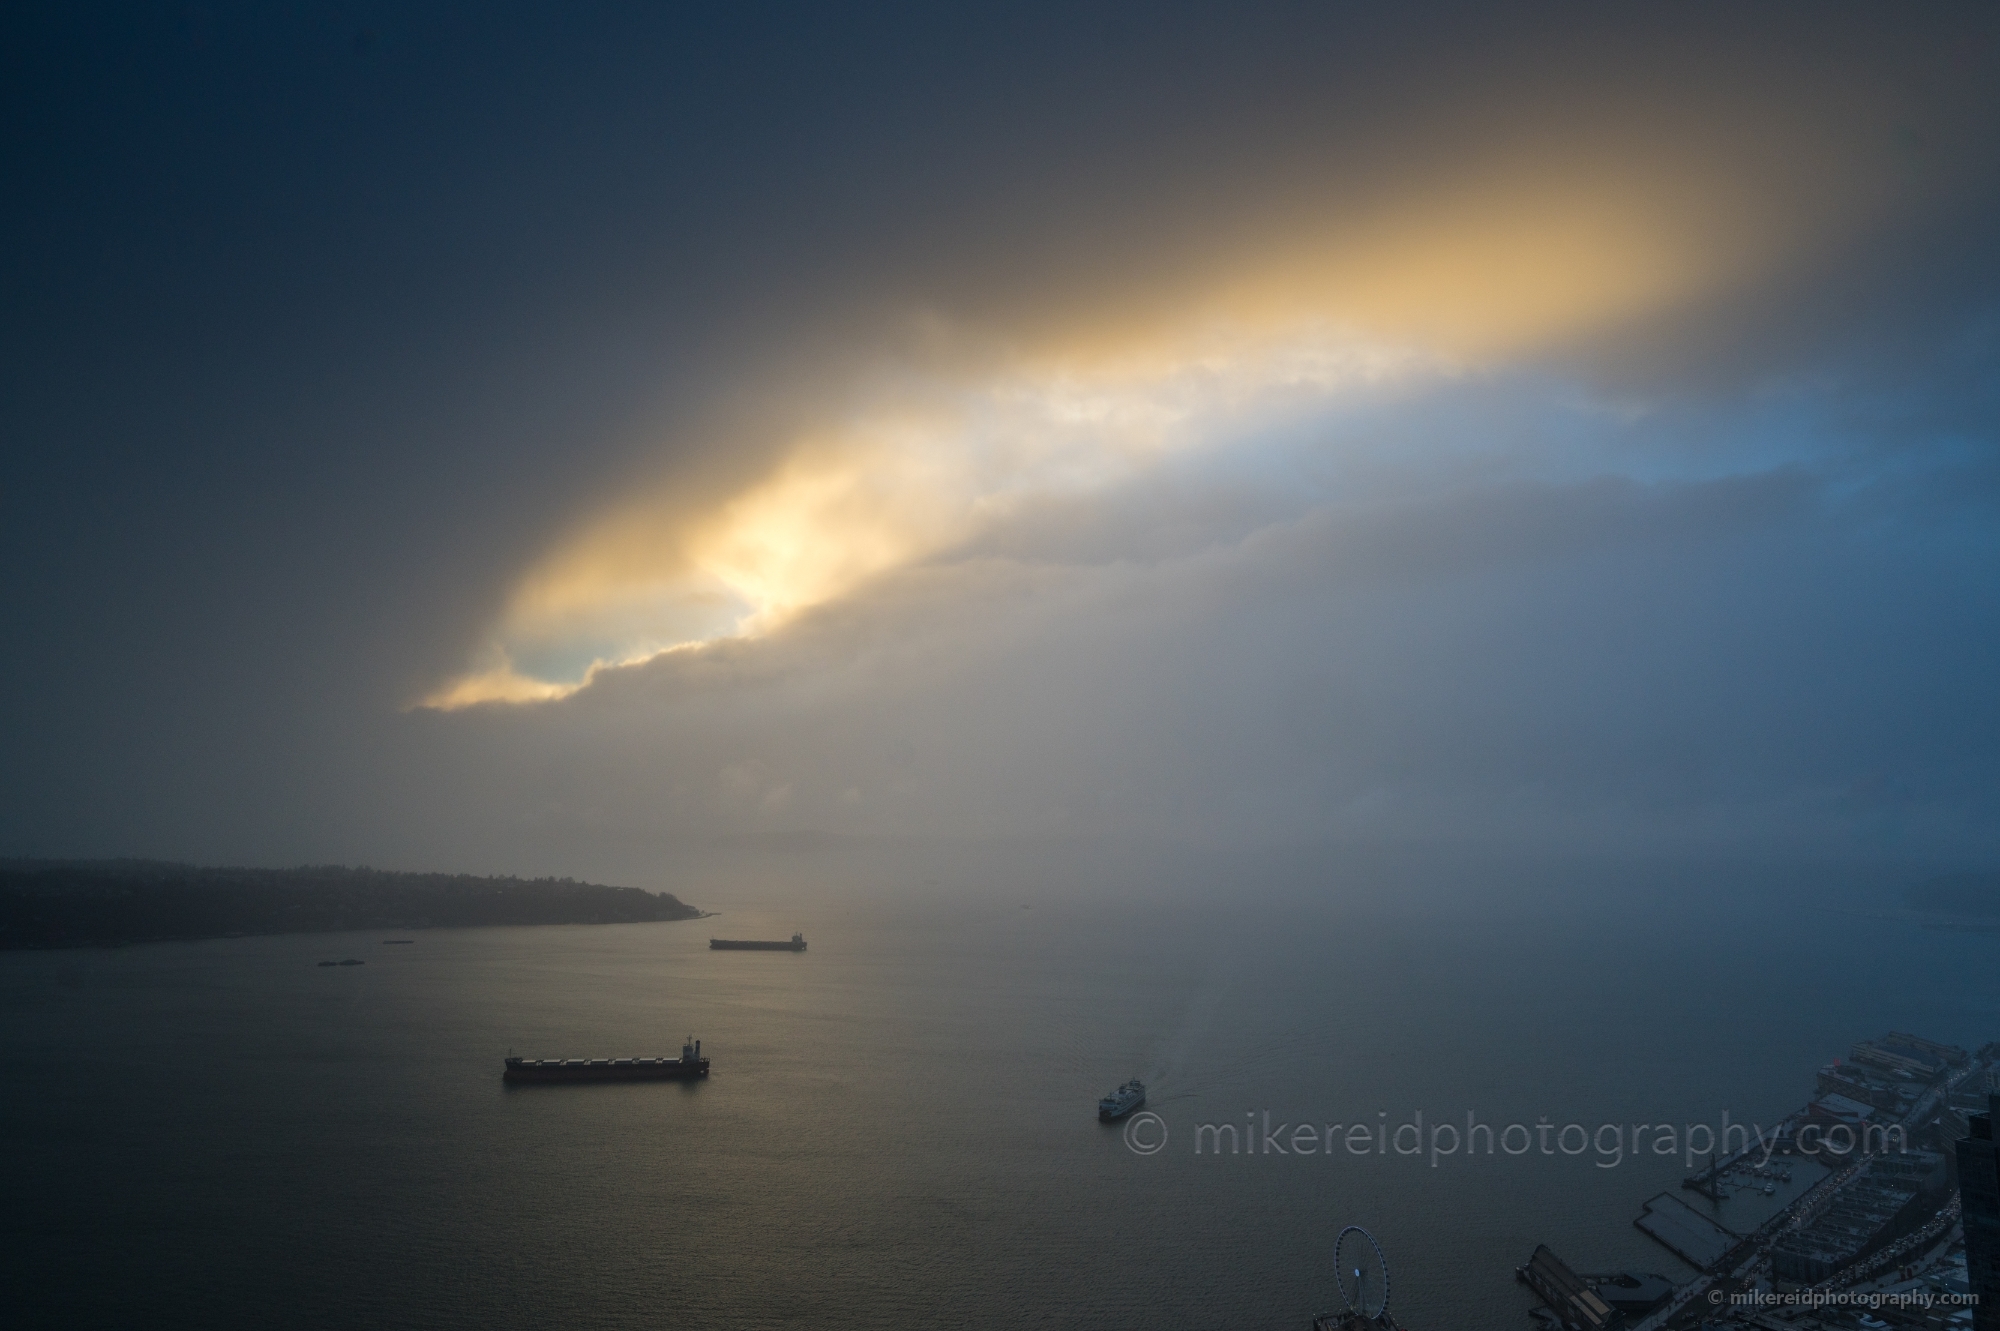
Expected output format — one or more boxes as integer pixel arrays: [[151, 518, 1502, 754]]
[[1099, 1079, 1146, 1120], [503, 1036, 709, 1084]]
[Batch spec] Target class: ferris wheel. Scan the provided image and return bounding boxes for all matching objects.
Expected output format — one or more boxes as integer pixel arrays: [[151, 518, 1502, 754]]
[[1311, 1225, 1399, 1331]]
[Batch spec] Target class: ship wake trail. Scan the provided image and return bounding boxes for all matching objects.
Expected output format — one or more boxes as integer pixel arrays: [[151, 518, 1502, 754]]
[[1147, 955, 1234, 1094]]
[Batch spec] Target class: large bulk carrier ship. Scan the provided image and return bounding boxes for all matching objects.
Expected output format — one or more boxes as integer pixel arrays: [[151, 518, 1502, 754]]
[[710, 933, 806, 951], [503, 1036, 709, 1084]]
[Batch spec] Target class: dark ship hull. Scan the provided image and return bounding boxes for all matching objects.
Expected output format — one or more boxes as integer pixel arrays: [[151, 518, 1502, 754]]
[[710, 937, 806, 951], [505, 1038, 708, 1083], [503, 1056, 708, 1083]]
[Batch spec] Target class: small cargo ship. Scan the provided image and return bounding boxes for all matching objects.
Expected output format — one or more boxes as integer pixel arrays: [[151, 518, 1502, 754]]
[[1099, 1079, 1145, 1120], [710, 933, 806, 951], [503, 1036, 710, 1084]]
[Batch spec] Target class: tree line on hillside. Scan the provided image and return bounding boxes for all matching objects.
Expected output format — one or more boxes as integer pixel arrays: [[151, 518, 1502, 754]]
[[0, 860, 702, 948]]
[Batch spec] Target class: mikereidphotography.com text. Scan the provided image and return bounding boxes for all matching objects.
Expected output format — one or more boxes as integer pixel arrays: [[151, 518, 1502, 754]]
[[1121, 1109, 1908, 1168]]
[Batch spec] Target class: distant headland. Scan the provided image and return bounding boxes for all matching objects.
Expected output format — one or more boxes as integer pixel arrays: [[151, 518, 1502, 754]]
[[0, 860, 705, 949]]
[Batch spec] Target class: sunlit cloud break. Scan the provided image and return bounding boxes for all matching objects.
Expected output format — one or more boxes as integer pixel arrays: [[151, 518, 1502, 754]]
[[420, 107, 1955, 716], [420, 122, 1921, 713], [421, 324, 1435, 709]]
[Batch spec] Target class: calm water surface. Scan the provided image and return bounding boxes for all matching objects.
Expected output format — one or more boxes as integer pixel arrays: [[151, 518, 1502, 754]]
[[4, 845, 1994, 1329]]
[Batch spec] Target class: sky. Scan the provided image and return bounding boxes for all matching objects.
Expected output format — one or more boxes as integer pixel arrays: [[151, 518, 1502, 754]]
[[3, 2, 1999, 876]]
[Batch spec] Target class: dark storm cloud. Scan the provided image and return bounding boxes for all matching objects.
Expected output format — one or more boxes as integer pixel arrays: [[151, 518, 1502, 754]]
[[2, 2, 1998, 865]]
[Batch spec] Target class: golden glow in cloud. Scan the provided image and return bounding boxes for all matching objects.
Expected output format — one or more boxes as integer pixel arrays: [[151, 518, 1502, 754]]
[[421, 142, 1912, 710], [424, 324, 1429, 708]]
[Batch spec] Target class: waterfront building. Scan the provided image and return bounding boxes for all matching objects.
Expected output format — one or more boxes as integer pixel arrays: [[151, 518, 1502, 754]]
[[1958, 1097, 2000, 1331], [1771, 1153, 1947, 1287]]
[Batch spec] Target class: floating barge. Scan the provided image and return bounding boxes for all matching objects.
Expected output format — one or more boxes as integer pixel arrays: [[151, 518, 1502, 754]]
[[503, 1036, 709, 1084], [710, 933, 806, 951]]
